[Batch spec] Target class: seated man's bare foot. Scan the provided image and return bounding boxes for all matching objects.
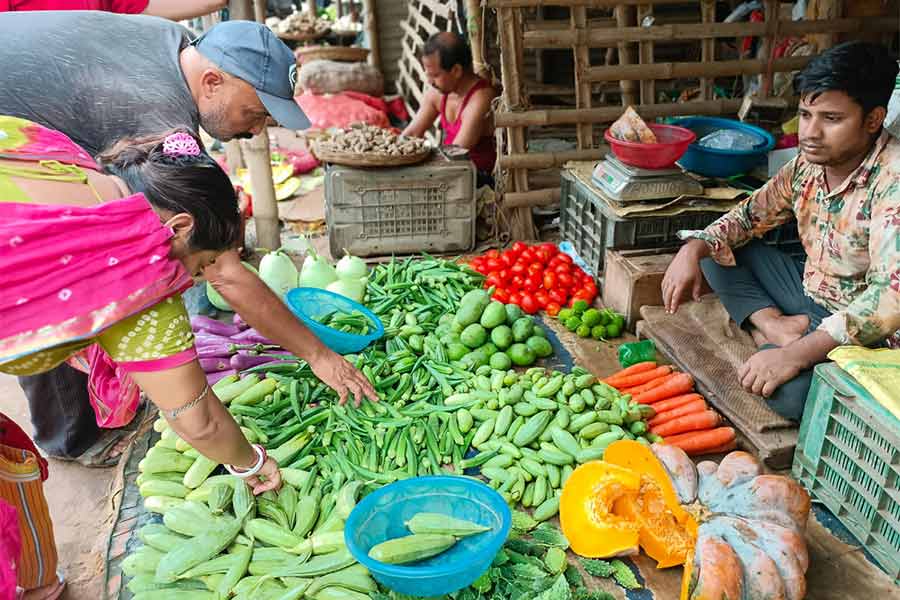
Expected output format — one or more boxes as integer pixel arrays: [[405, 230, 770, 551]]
[[749, 308, 809, 347], [20, 579, 65, 600]]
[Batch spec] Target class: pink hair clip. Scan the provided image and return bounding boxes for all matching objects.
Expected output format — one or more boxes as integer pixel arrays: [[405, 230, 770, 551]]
[[162, 132, 202, 157]]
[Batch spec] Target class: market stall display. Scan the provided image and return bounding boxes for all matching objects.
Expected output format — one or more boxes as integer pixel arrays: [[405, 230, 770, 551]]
[[313, 124, 431, 167], [270, 11, 331, 41], [468, 242, 597, 316]]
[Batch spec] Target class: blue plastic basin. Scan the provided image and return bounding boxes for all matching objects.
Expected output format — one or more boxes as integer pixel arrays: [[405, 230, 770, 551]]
[[670, 116, 775, 178], [285, 287, 384, 354], [344, 476, 511, 597]]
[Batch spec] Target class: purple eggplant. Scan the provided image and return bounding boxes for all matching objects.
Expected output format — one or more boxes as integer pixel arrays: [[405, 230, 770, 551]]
[[197, 344, 234, 358], [233, 313, 249, 330], [230, 328, 273, 345], [200, 357, 231, 373], [191, 315, 242, 337], [230, 353, 281, 370], [207, 369, 238, 385], [194, 332, 235, 347]]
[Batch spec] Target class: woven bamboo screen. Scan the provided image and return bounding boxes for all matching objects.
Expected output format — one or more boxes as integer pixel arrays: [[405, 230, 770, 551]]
[[396, 0, 463, 133], [489, 0, 898, 239]]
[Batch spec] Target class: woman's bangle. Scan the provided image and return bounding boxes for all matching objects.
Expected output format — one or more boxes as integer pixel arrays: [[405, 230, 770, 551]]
[[225, 444, 267, 478]]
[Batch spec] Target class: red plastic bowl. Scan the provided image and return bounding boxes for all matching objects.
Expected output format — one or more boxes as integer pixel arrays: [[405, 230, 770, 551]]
[[604, 124, 696, 169]]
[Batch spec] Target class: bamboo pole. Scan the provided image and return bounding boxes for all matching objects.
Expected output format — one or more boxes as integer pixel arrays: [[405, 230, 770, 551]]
[[495, 98, 746, 127], [498, 6, 536, 240], [571, 6, 592, 148], [503, 188, 561, 208], [700, 0, 715, 100], [228, 0, 252, 20], [519, 16, 896, 48], [253, 0, 266, 25], [499, 148, 607, 170], [229, 0, 280, 252], [615, 4, 638, 106], [465, 0, 490, 79], [636, 4, 654, 104], [759, 0, 780, 97], [585, 56, 812, 82], [307, 0, 316, 21], [242, 134, 280, 250], [362, 0, 381, 70]]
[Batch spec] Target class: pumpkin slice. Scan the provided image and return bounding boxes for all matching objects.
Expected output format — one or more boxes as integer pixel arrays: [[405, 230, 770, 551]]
[[271, 164, 294, 185], [714, 451, 762, 488], [560, 461, 641, 558], [605, 441, 697, 569], [275, 177, 302, 201], [651, 443, 698, 504], [688, 536, 744, 600]]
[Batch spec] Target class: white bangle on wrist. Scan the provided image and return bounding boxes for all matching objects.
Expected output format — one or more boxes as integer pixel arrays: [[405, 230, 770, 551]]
[[225, 444, 267, 478]]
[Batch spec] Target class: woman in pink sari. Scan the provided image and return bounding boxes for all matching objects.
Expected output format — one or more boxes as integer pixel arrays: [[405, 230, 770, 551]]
[[0, 116, 280, 599]]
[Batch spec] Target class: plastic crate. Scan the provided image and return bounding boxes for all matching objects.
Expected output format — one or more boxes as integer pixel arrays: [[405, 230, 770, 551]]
[[325, 159, 476, 258], [560, 170, 722, 274], [792, 363, 900, 585], [560, 170, 806, 274]]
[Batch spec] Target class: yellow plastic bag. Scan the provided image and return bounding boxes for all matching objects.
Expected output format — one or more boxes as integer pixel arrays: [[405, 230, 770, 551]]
[[827, 347, 900, 421]]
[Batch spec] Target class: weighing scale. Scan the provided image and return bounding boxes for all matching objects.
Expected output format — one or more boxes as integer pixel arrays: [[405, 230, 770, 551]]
[[592, 155, 703, 202]]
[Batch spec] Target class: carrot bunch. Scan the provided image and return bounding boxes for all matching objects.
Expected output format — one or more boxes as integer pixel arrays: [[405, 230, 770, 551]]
[[603, 362, 736, 456]]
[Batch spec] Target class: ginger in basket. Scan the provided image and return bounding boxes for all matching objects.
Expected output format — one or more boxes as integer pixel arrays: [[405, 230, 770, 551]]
[[610, 106, 658, 144]]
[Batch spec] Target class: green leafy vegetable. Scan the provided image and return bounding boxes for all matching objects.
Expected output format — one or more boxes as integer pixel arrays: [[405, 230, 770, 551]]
[[611, 559, 641, 590]]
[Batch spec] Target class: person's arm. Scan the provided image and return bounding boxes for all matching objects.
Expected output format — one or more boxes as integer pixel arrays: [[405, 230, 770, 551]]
[[130, 362, 280, 494], [106, 0, 225, 17], [662, 157, 801, 313], [449, 89, 493, 150], [401, 90, 440, 139], [816, 188, 900, 348], [205, 250, 378, 406]]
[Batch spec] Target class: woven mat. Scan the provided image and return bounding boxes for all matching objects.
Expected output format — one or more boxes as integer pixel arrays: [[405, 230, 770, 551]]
[[639, 295, 794, 432]]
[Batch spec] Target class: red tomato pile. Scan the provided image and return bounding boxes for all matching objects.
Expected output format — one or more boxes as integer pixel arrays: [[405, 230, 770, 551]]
[[468, 242, 597, 316]]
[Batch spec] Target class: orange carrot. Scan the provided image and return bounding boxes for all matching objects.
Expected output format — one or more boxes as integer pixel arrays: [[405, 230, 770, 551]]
[[621, 372, 679, 396], [663, 427, 736, 455], [603, 361, 657, 383], [632, 373, 694, 404], [606, 365, 673, 390], [648, 399, 708, 427], [651, 410, 720, 437], [692, 440, 738, 455], [649, 393, 704, 413]]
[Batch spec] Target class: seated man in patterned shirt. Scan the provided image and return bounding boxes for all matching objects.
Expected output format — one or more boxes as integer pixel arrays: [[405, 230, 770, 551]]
[[661, 41, 900, 421]]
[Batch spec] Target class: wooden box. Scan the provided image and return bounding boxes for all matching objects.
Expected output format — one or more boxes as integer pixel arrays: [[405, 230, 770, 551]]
[[602, 248, 676, 331]]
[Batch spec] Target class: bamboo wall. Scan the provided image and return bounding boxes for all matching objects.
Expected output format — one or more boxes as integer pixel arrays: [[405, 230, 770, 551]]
[[490, 0, 899, 240]]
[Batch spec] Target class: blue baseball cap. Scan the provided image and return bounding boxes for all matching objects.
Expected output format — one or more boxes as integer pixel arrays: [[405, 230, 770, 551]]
[[193, 21, 310, 130]]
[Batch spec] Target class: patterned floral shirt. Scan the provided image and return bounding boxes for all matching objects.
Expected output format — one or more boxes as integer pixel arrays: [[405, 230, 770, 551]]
[[682, 130, 900, 348]]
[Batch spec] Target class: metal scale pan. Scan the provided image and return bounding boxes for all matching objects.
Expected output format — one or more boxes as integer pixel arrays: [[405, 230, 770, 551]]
[[592, 155, 703, 202]]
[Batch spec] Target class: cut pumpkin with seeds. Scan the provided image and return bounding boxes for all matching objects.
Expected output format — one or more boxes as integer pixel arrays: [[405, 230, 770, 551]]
[[275, 177, 302, 201], [560, 440, 811, 600], [559, 460, 642, 558]]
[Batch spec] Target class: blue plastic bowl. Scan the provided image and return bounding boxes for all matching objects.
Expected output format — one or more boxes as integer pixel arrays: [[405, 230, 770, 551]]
[[344, 476, 511, 597], [285, 287, 384, 354], [669, 116, 775, 178]]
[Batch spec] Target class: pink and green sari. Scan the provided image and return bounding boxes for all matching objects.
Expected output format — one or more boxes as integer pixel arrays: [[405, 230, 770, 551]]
[[0, 116, 197, 428]]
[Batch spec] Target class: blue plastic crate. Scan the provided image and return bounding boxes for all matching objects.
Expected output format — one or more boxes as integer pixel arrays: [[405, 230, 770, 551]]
[[792, 363, 900, 585]]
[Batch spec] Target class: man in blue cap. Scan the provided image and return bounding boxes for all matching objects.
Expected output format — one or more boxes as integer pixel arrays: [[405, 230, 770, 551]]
[[0, 12, 376, 468]]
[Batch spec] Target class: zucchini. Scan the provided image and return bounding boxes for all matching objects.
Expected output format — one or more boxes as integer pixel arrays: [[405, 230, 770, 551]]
[[139, 480, 189, 499]]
